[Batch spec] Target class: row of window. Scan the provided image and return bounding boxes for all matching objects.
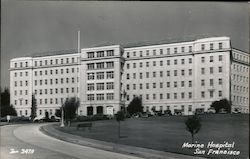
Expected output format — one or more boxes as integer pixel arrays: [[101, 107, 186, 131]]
[[14, 57, 78, 68], [127, 58, 193, 69], [232, 74, 249, 83], [34, 67, 78, 76], [145, 105, 194, 112], [233, 96, 249, 104], [233, 63, 249, 72], [87, 82, 114, 91], [87, 50, 114, 58], [87, 71, 114, 80], [233, 53, 249, 63], [34, 77, 78, 86], [126, 42, 224, 58], [34, 87, 79, 95], [87, 62, 114, 70], [126, 79, 223, 90], [126, 90, 221, 101], [232, 85, 249, 93], [87, 93, 114, 101]]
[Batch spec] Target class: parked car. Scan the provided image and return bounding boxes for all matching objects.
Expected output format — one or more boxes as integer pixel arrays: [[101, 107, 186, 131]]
[[50, 116, 61, 122], [207, 108, 216, 114], [218, 108, 227, 114], [33, 116, 46, 122]]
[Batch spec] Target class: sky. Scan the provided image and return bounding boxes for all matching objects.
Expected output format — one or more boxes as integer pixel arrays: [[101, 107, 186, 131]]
[[1, 1, 249, 89]]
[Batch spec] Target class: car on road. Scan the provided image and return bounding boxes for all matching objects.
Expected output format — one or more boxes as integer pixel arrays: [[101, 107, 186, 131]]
[[207, 108, 216, 114], [33, 116, 46, 123]]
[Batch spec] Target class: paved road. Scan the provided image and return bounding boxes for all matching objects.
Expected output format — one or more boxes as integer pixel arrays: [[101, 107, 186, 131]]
[[0, 124, 142, 159]]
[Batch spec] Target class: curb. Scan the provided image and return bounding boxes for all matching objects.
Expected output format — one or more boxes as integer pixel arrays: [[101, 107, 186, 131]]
[[40, 123, 206, 159]]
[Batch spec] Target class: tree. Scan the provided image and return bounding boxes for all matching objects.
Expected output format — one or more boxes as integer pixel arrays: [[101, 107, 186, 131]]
[[63, 97, 79, 126], [30, 94, 37, 120], [211, 98, 231, 113], [116, 110, 125, 138], [1, 88, 17, 117], [185, 115, 202, 143], [127, 96, 143, 115]]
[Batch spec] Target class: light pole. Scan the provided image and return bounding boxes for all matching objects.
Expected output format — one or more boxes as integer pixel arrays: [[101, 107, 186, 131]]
[[60, 105, 65, 127]]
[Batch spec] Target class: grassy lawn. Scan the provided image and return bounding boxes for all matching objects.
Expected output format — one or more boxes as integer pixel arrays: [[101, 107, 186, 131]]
[[54, 114, 249, 159]]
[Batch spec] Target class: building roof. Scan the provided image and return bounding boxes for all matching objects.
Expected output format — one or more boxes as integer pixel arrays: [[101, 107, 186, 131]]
[[26, 49, 78, 58]]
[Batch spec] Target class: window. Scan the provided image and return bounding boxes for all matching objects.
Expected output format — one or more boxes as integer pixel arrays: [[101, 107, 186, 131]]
[[146, 83, 149, 89], [87, 83, 95, 91], [127, 52, 130, 58], [61, 78, 64, 84], [146, 62, 149, 67], [160, 71, 163, 77], [87, 52, 95, 58], [210, 56, 213, 62], [201, 57, 205, 63], [160, 49, 163, 55], [201, 79, 205, 86], [164, 82, 170, 89], [174, 59, 177, 65], [140, 51, 143, 57], [189, 81, 192, 87], [87, 63, 95, 70], [153, 83, 156, 88], [218, 66, 222, 73], [133, 84, 136, 90], [209, 91, 214, 98], [181, 59, 185, 64], [181, 81, 185, 87], [139, 83, 143, 89], [201, 44, 205, 51], [127, 63, 130, 69], [160, 61, 163, 66], [166, 93, 170, 99], [61, 88, 63, 94], [167, 60, 170, 65], [218, 78, 222, 85], [174, 48, 177, 54], [181, 47, 185, 53], [139, 62, 143, 68], [87, 94, 95, 101], [219, 43, 223, 49], [189, 69, 192, 75], [140, 73, 143, 79], [153, 50, 156, 55], [167, 71, 170, 77], [127, 74, 130, 79], [146, 50, 149, 56], [96, 62, 104, 69], [174, 81, 177, 87], [133, 63, 136, 68], [189, 92, 192, 99], [218, 91, 222, 97], [160, 82, 163, 88], [40, 71, 42, 76], [181, 92, 185, 99], [97, 83, 104, 90], [106, 93, 114, 100], [201, 91, 205, 98], [97, 51, 105, 57], [210, 43, 214, 50], [14, 63, 17, 68], [106, 62, 114, 68], [201, 68, 205, 74], [219, 55, 222, 61], [189, 46, 192, 52], [133, 73, 136, 79], [97, 72, 104, 79], [20, 62, 23, 67], [210, 67, 214, 74], [145, 72, 149, 78], [167, 48, 170, 54], [189, 58, 192, 63], [174, 93, 177, 99], [107, 71, 114, 79], [25, 62, 28, 67], [174, 70, 177, 76], [210, 79, 214, 86], [20, 72, 23, 77], [153, 94, 156, 100], [72, 68, 75, 73], [153, 72, 156, 77], [107, 82, 114, 90], [72, 57, 75, 63], [133, 51, 136, 56]]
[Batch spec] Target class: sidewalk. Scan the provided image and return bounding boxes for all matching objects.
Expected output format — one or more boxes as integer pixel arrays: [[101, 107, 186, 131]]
[[40, 123, 206, 159]]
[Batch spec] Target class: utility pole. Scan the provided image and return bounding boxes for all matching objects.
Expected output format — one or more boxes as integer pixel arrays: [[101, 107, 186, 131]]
[[60, 105, 65, 127]]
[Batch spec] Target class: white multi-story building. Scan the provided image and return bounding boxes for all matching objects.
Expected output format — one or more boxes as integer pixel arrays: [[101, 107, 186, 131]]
[[9, 36, 249, 116]]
